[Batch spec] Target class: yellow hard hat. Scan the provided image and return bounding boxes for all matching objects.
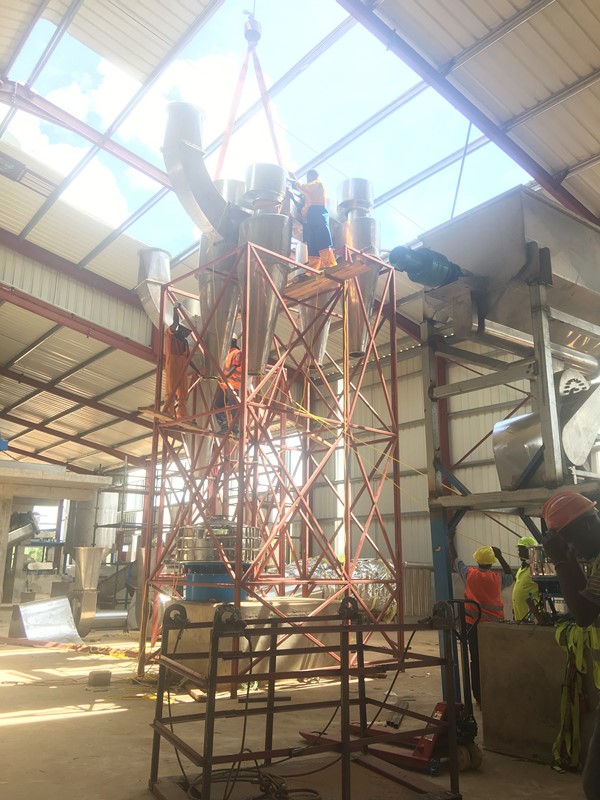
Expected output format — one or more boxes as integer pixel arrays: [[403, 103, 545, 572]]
[[473, 546, 496, 565]]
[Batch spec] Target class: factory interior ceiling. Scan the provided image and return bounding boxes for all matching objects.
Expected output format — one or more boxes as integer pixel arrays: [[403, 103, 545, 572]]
[[1, 0, 599, 475]]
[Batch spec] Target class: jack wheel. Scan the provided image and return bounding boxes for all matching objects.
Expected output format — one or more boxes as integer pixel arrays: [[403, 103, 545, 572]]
[[467, 742, 483, 770], [456, 745, 472, 772]]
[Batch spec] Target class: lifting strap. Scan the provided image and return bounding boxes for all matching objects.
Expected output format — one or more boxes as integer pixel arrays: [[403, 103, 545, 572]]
[[215, 18, 284, 180]]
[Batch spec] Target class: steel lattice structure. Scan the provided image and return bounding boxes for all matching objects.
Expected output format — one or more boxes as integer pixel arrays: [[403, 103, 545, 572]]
[[138, 245, 403, 671]]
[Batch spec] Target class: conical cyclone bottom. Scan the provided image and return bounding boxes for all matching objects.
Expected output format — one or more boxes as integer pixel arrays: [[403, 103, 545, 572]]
[[238, 214, 292, 375], [298, 288, 336, 366], [347, 263, 380, 358], [197, 239, 240, 378]]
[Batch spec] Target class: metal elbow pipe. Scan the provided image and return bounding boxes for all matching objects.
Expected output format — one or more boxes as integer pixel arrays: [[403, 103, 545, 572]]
[[164, 102, 245, 241]]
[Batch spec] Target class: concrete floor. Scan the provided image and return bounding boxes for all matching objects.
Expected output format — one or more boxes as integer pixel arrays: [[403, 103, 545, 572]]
[[0, 606, 584, 800]]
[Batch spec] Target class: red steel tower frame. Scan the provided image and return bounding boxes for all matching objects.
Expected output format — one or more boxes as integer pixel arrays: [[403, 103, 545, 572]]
[[138, 245, 403, 671]]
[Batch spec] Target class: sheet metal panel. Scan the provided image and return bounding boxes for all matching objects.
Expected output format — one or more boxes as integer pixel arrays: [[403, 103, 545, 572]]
[[44, 0, 223, 82], [0, 1, 44, 72], [0, 245, 152, 345], [0, 303, 60, 363], [0, 172, 47, 234], [13, 327, 109, 382], [25, 201, 119, 266], [84, 235, 151, 290], [59, 350, 154, 398]]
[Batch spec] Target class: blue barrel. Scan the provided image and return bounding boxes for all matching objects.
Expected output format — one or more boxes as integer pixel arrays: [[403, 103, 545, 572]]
[[183, 561, 249, 602]]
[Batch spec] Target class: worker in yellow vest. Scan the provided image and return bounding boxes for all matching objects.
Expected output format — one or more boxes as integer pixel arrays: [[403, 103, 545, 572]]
[[542, 492, 600, 797], [450, 534, 513, 706], [512, 535, 541, 621]]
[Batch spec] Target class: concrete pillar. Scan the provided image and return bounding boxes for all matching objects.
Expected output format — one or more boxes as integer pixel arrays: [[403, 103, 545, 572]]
[[0, 496, 14, 603]]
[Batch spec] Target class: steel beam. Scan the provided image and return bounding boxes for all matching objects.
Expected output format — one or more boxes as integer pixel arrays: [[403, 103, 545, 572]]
[[0, 226, 143, 310], [530, 280, 563, 485], [337, 0, 600, 226], [1, 346, 114, 415], [4, 445, 94, 474], [432, 360, 536, 399], [4, 323, 62, 368], [0, 282, 154, 362]]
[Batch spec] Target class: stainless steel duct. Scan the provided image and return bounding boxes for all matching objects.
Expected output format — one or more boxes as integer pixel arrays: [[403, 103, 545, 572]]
[[136, 247, 173, 329], [72, 546, 108, 637], [163, 102, 248, 241], [238, 212, 292, 374]]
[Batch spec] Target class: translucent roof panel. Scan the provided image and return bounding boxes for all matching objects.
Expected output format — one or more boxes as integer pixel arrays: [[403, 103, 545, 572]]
[[124, 190, 199, 254]]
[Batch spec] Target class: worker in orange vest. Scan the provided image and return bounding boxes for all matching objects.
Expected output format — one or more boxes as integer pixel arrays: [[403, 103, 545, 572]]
[[214, 338, 242, 436], [450, 534, 513, 706], [163, 304, 190, 418]]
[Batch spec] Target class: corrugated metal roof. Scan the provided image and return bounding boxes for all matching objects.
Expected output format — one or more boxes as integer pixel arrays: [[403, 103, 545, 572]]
[[375, 0, 600, 214], [44, 0, 224, 82], [0, 1, 43, 74]]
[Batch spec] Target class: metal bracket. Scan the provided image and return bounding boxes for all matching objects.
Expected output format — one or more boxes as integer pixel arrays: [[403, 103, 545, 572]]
[[213, 603, 246, 632], [163, 603, 188, 630], [338, 595, 363, 622]]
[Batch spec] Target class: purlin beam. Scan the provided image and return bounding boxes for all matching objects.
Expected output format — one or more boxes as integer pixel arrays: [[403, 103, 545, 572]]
[[0, 282, 155, 363], [337, 0, 600, 226], [2, 444, 94, 474]]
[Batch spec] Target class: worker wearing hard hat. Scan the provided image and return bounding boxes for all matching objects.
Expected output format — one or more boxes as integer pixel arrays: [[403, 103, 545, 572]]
[[541, 491, 600, 798], [512, 535, 541, 622], [450, 534, 513, 706]]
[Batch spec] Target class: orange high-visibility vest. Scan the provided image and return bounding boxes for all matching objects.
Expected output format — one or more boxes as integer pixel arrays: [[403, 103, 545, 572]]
[[221, 347, 242, 391], [464, 568, 504, 624]]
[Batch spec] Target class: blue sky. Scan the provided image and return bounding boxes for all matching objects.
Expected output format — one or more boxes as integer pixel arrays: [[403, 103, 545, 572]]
[[3, 0, 530, 257]]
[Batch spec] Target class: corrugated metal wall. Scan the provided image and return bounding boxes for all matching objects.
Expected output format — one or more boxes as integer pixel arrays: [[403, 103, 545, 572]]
[[0, 245, 152, 345]]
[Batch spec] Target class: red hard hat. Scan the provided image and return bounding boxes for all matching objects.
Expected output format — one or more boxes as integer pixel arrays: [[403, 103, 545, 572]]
[[541, 492, 597, 532]]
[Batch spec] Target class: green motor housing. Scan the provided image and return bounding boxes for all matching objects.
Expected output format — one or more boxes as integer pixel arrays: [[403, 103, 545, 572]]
[[389, 245, 462, 287]]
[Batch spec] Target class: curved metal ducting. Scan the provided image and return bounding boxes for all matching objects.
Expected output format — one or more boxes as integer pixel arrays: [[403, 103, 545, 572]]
[[164, 102, 248, 241], [335, 179, 380, 358], [238, 212, 292, 374], [136, 247, 173, 329], [137, 247, 205, 376]]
